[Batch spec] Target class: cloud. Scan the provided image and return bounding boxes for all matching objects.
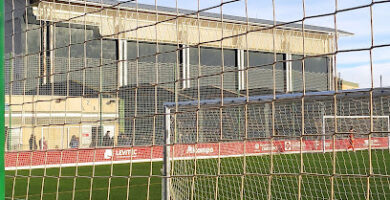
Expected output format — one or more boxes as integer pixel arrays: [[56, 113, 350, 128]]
[[338, 62, 390, 88], [336, 47, 390, 66]]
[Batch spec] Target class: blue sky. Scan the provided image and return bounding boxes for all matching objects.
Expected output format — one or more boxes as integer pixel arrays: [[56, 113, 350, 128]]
[[136, 0, 390, 88]]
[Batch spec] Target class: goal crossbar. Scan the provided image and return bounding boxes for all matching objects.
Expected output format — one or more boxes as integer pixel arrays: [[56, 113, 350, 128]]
[[164, 87, 390, 108]]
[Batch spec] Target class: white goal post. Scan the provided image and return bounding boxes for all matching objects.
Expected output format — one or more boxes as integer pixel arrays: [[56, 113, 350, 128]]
[[163, 107, 171, 200], [322, 115, 390, 153]]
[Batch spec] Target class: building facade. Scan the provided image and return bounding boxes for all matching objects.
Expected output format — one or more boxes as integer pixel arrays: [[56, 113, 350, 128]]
[[4, 0, 348, 150]]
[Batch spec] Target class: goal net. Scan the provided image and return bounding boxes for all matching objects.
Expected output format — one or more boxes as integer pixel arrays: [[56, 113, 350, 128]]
[[164, 90, 390, 200], [2, 0, 390, 199]]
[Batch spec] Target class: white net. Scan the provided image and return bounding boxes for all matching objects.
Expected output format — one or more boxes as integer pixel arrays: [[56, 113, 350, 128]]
[[166, 90, 390, 199], [2, 0, 390, 199]]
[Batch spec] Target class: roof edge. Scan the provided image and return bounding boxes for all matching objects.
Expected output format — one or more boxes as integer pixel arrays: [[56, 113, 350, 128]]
[[51, 0, 353, 36]]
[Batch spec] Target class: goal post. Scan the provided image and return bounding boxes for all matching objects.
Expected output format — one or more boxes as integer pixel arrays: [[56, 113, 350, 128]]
[[162, 106, 171, 200], [322, 115, 390, 153]]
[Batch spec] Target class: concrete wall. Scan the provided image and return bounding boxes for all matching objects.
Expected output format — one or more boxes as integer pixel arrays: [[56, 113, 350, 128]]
[[34, 1, 334, 56], [5, 95, 118, 151]]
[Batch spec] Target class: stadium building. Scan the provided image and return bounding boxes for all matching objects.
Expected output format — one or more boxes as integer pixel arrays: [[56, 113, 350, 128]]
[[4, 0, 351, 150]]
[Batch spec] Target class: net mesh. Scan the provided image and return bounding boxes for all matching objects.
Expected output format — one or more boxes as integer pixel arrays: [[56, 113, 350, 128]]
[[168, 91, 390, 199], [3, 0, 390, 199]]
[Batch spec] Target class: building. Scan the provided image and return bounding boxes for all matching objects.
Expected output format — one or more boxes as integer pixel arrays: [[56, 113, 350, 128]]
[[339, 79, 359, 90], [4, 0, 351, 150]]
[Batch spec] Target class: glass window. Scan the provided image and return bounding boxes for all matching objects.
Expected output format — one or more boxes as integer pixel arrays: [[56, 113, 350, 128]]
[[195, 47, 237, 91], [158, 43, 177, 64], [53, 24, 117, 94], [139, 42, 156, 63], [200, 47, 221, 66], [127, 41, 137, 61], [200, 47, 237, 67], [245, 51, 285, 93], [101, 39, 117, 60], [5, 0, 25, 55], [305, 57, 328, 73], [26, 24, 42, 54], [70, 27, 86, 58], [223, 49, 236, 67], [291, 55, 303, 92], [291, 55, 329, 92], [54, 25, 70, 58], [126, 42, 176, 87], [55, 24, 100, 58], [188, 47, 199, 88]]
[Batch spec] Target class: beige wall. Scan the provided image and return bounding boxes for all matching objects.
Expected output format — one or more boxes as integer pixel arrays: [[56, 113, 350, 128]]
[[5, 95, 118, 151], [5, 95, 117, 113], [34, 1, 334, 56], [341, 80, 359, 90]]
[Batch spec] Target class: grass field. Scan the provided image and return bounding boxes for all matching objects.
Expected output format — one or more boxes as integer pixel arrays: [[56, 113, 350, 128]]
[[5, 149, 390, 199]]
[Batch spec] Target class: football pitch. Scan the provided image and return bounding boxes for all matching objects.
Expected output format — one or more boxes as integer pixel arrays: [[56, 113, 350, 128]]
[[6, 149, 390, 200]]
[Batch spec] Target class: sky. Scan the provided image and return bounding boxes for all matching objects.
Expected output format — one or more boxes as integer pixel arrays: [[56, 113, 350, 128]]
[[135, 0, 390, 88]]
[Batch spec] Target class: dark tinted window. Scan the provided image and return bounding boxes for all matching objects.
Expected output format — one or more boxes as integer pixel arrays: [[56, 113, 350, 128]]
[[245, 51, 285, 92], [192, 47, 236, 67], [70, 27, 85, 58], [54, 25, 70, 58], [305, 57, 328, 73], [223, 49, 236, 67], [55, 24, 101, 58], [200, 47, 221, 66], [139, 42, 156, 63], [26, 24, 41, 54], [189, 47, 199, 65], [157, 43, 177, 63], [127, 41, 137, 61], [291, 55, 329, 92], [292, 55, 303, 72], [246, 51, 284, 69], [127, 41, 178, 63], [102, 40, 117, 60]]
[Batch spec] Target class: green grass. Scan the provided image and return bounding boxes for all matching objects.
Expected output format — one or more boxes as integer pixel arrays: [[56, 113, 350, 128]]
[[6, 162, 163, 200], [6, 149, 390, 199]]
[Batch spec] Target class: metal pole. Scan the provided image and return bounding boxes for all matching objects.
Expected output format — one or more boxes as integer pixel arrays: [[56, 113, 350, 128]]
[[0, 0, 5, 197], [162, 107, 171, 200], [322, 117, 326, 153], [380, 74, 383, 88]]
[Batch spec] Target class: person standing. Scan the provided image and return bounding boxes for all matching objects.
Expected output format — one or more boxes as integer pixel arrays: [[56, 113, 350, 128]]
[[103, 131, 111, 146], [39, 136, 48, 150], [117, 132, 125, 146], [29, 134, 37, 150], [348, 126, 356, 152], [69, 135, 79, 148]]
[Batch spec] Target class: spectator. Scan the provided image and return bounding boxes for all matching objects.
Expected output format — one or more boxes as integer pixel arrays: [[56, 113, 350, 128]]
[[103, 131, 112, 146], [69, 135, 79, 148], [39, 137, 48, 150], [117, 133, 125, 146], [76, 137, 80, 147], [29, 134, 37, 150], [118, 132, 130, 146], [123, 134, 130, 146]]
